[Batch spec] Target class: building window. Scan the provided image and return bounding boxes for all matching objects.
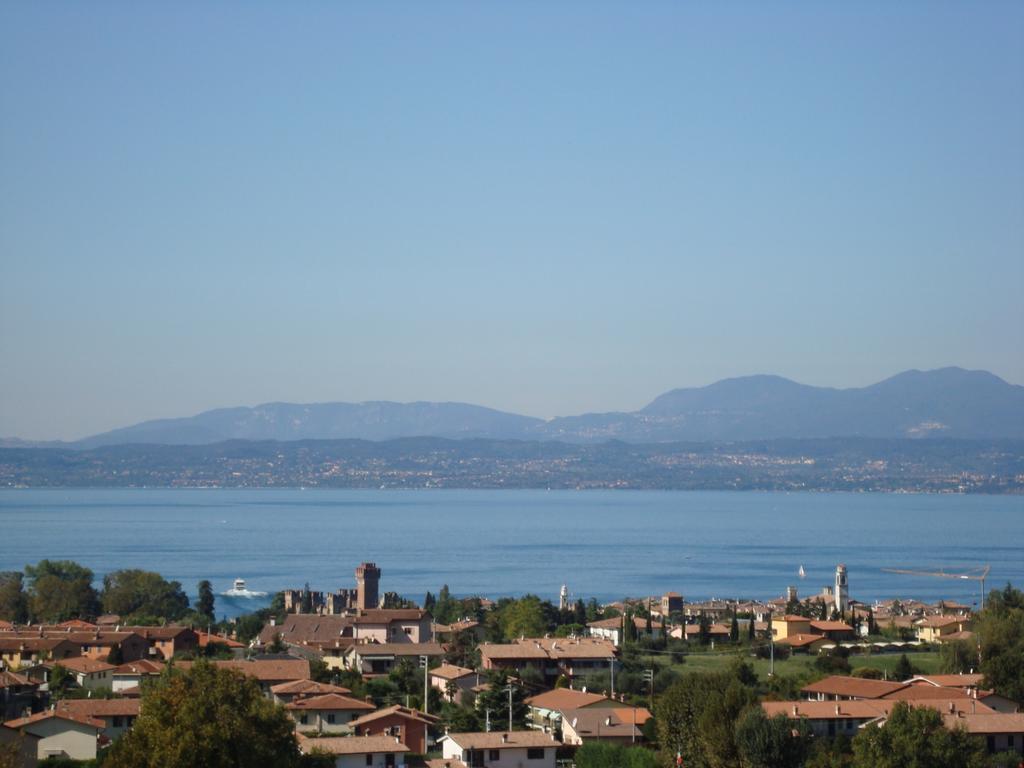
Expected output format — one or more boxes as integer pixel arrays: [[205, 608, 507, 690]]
[[327, 714, 336, 724], [527, 748, 545, 760], [365, 755, 372, 766], [113, 717, 123, 728], [300, 715, 308, 725], [489, 750, 500, 761]]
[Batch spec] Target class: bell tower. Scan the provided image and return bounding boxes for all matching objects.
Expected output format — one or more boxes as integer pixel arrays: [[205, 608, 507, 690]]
[[835, 564, 849, 614]]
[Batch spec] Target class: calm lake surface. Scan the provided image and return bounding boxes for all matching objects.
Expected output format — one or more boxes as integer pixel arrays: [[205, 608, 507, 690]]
[[1, 489, 1021, 619]]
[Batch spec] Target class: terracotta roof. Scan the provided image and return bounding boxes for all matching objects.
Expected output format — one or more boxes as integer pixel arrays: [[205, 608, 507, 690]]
[[443, 731, 559, 750], [909, 674, 984, 688], [425, 759, 469, 768], [56, 620, 98, 630], [56, 657, 116, 674], [270, 679, 352, 696], [298, 735, 410, 755], [525, 689, 609, 711], [120, 626, 196, 641], [348, 642, 446, 657], [775, 633, 829, 648], [801, 676, 907, 699], [916, 615, 965, 628], [430, 664, 475, 681], [776, 615, 812, 623], [587, 617, 623, 629], [349, 705, 440, 727], [113, 660, 165, 676], [56, 699, 141, 718], [95, 615, 121, 626], [258, 615, 353, 645], [0, 620, 14, 631], [941, 712, 1024, 734], [0, 637, 77, 652], [4, 709, 104, 730], [451, 620, 480, 632], [176, 658, 310, 682], [809, 621, 854, 632], [560, 706, 650, 738], [764, 699, 994, 721], [0, 671, 33, 688], [352, 609, 429, 624], [286, 693, 376, 712], [882, 685, 974, 701], [197, 631, 245, 649]]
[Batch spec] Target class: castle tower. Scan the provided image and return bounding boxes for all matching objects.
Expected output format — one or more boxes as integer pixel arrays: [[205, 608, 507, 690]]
[[835, 564, 849, 614], [355, 562, 381, 611], [559, 584, 569, 612]]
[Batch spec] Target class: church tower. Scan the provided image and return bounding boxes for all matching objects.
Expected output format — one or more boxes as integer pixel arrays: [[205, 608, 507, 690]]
[[835, 564, 849, 614], [559, 584, 569, 612]]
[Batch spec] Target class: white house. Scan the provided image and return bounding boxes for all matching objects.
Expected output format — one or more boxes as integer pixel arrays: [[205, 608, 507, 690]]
[[56, 657, 116, 691], [3, 709, 103, 761], [298, 734, 409, 768], [440, 731, 558, 768]]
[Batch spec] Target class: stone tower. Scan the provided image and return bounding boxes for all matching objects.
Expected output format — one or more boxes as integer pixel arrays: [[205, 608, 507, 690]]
[[559, 584, 569, 612], [355, 562, 381, 611], [835, 564, 849, 614]]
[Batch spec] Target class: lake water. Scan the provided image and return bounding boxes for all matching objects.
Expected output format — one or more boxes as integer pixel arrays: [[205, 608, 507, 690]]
[[1, 489, 1021, 619]]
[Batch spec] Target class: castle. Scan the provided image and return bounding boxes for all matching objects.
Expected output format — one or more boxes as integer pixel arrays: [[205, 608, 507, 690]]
[[283, 561, 381, 615]]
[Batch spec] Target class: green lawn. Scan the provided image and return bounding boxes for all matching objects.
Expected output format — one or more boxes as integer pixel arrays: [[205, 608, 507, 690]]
[[637, 647, 942, 682]]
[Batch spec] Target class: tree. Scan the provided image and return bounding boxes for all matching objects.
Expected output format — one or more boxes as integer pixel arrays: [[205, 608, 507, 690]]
[[25, 559, 100, 622], [500, 595, 547, 640], [866, 607, 878, 636], [49, 664, 75, 698], [977, 583, 1024, 703], [851, 701, 987, 768], [574, 742, 659, 768], [105, 660, 300, 768], [424, 591, 436, 613], [101, 569, 189, 622], [196, 580, 216, 623], [940, 638, 978, 674], [574, 598, 587, 625], [734, 708, 811, 768], [729, 610, 739, 643], [475, 671, 528, 730], [434, 585, 459, 625], [698, 610, 710, 645], [0, 571, 28, 623], [655, 665, 757, 768], [747, 615, 755, 642], [268, 633, 288, 654], [892, 653, 914, 681]]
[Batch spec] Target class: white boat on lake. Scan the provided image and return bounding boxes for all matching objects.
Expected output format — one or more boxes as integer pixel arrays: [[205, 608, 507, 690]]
[[221, 578, 268, 598]]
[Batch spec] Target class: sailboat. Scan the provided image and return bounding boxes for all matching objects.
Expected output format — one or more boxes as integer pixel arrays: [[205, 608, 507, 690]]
[[798, 565, 806, 579]]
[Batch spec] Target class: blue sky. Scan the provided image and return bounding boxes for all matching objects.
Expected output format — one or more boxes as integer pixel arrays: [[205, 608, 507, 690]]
[[1, 2, 1022, 440]]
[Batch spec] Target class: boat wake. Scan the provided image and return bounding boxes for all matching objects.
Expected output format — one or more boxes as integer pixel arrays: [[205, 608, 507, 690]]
[[220, 588, 268, 598]]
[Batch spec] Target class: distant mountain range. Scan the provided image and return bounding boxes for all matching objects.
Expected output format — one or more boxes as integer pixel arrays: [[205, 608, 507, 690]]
[[4, 367, 1023, 448]]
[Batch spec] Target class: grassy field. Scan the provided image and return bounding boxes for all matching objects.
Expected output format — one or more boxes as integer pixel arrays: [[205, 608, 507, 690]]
[[637, 647, 943, 682]]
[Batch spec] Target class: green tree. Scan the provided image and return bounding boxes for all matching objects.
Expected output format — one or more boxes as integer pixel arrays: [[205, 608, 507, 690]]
[[434, 584, 458, 625], [655, 666, 757, 768], [105, 660, 300, 768], [892, 653, 914, 681], [268, 633, 287, 654], [940, 638, 978, 674], [977, 583, 1024, 702], [851, 701, 987, 768], [729, 610, 739, 643], [25, 559, 100, 623], [501, 595, 547, 640], [49, 664, 75, 699], [0, 571, 28, 623], [101, 569, 189, 622], [734, 708, 810, 768], [746, 615, 755, 642], [475, 671, 528, 730], [196, 580, 216, 623], [574, 742, 659, 768], [698, 610, 710, 645]]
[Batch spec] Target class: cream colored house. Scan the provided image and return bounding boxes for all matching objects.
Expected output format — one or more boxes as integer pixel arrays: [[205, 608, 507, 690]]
[[3, 710, 102, 761], [286, 692, 375, 734], [441, 731, 558, 768], [915, 616, 972, 643]]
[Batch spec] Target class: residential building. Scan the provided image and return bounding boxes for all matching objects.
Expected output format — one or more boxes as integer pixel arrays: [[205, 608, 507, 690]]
[[429, 664, 478, 704], [270, 679, 352, 705], [0, 638, 79, 670], [916, 616, 973, 643], [524, 688, 615, 732], [344, 642, 445, 676], [349, 704, 440, 753], [3, 709, 103, 761], [559, 706, 651, 745], [298, 734, 409, 768], [440, 731, 558, 768], [286, 693, 376, 733], [53, 657, 116, 691], [54, 698, 140, 740], [0, 670, 39, 721]]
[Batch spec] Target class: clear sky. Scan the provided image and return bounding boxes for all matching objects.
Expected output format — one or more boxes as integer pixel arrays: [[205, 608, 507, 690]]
[[1, 2, 1022, 440]]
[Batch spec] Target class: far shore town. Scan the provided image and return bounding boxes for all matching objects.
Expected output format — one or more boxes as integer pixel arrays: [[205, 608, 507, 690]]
[[1, 561, 1022, 767]]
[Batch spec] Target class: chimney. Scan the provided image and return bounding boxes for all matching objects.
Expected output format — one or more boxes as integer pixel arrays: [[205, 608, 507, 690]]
[[834, 704, 840, 716], [501, 733, 508, 744], [948, 702, 955, 713], [792, 705, 798, 716], [270, 618, 276, 627]]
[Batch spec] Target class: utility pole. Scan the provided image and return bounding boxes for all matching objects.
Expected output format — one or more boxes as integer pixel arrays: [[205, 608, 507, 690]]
[[485, 708, 492, 732], [419, 655, 429, 715], [642, 669, 654, 710], [503, 684, 515, 732], [610, 657, 616, 698]]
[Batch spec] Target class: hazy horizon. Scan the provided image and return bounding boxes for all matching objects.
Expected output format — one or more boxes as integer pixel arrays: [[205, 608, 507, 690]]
[[2, 3, 1022, 441]]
